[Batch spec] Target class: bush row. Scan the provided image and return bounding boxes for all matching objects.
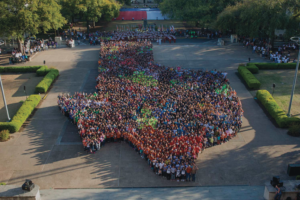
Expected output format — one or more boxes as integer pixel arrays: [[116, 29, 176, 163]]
[[245, 64, 259, 74], [0, 95, 41, 133], [256, 90, 300, 128], [35, 69, 59, 93], [0, 65, 51, 76], [238, 66, 261, 89], [250, 63, 297, 70], [36, 66, 50, 76], [0, 66, 42, 73]]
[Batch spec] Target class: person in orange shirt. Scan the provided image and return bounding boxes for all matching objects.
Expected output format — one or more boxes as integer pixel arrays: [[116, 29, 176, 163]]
[[186, 165, 192, 181], [116, 131, 121, 142]]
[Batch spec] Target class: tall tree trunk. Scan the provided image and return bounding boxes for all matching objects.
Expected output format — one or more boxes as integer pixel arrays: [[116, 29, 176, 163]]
[[17, 38, 24, 54], [270, 30, 275, 51], [87, 19, 90, 34]]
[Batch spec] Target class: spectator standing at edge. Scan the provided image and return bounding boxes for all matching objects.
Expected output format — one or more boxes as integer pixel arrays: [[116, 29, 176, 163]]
[[186, 165, 192, 181], [191, 164, 199, 182], [274, 185, 282, 200]]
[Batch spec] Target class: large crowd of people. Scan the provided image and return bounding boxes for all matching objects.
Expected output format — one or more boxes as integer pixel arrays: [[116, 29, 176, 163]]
[[57, 34, 243, 181]]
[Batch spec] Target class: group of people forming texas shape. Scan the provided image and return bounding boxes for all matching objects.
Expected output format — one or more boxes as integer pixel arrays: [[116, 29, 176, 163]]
[[57, 34, 243, 181]]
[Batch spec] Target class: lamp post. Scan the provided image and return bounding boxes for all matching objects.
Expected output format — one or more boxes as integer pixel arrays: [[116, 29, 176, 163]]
[[287, 37, 300, 117], [0, 75, 11, 121]]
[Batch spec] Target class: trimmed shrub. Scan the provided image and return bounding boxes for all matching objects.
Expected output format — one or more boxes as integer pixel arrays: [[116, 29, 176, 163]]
[[0, 130, 10, 141], [238, 66, 261, 89], [0, 95, 41, 133], [256, 90, 300, 128], [11, 95, 41, 132], [0, 122, 19, 133], [251, 63, 297, 70], [36, 66, 50, 76], [288, 124, 300, 137], [246, 64, 259, 74], [0, 66, 42, 73], [35, 69, 59, 93], [0, 182, 6, 185]]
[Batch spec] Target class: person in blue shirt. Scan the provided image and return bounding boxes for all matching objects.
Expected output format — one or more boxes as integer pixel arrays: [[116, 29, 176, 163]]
[[274, 185, 282, 200]]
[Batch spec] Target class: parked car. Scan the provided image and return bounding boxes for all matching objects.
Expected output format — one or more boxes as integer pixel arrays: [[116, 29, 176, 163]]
[[0, 40, 4, 45]]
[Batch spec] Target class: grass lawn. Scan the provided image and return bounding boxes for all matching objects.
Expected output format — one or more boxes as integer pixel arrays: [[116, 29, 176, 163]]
[[249, 70, 300, 117]]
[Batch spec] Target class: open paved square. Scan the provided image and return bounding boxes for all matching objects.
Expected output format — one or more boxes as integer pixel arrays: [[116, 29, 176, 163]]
[[0, 43, 300, 189]]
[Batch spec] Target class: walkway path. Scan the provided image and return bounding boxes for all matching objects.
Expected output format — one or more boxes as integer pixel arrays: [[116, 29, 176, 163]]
[[0, 43, 299, 190], [40, 186, 265, 200]]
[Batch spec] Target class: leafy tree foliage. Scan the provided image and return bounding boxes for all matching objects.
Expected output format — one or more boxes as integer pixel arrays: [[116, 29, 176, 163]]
[[0, 0, 66, 51], [59, 0, 120, 33], [80, 0, 121, 33], [215, 0, 299, 40], [60, 0, 82, 22], [154, 0, 163, 4], [117, 0, 131, 6], [159, 0, 239, 25]]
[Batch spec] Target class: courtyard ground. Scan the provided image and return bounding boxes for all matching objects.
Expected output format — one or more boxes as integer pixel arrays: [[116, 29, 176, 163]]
[[0, 41, 300, 189], [249, 70, 300, 117], [0, 73, 43, 122]]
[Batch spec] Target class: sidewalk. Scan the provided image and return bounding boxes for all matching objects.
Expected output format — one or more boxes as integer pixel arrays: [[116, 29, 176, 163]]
[[40, 186, 265, 200]]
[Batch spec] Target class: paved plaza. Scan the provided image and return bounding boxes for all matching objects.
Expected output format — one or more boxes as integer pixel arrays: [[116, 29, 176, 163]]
[[0, 42, 300, 190], [40, 186, 265, 200]]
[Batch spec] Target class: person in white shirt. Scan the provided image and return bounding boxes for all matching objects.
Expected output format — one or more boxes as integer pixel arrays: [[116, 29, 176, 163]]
[[253, 45, 256, 53]]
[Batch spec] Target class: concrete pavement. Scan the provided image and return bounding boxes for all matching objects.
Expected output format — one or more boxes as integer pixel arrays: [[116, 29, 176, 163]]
[[0, 43, 299, 190], [40, 186, 265, 200]]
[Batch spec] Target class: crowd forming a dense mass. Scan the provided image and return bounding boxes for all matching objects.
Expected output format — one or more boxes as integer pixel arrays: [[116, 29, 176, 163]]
[[57, 34, 243, 181]]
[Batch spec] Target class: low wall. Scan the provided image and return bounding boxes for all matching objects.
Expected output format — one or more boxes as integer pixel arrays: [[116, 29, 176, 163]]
[[264, 180, 300, 200], [0, 185, 40, 200]]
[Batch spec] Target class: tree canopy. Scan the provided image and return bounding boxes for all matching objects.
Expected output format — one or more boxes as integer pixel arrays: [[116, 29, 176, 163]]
[[159, 0, 239, 25], [60, 0, 82, 22], [215, 0, 299, 39], [0, 0, 66, 40], [117, 0, 131, 6], [59, 0, 121, 33]]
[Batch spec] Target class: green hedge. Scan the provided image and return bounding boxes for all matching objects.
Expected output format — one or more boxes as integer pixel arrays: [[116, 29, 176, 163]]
[[35, 69, 59, 93], [0, 95, 41, 133], [245, 64, 259, 74], [256, 90, 300, 128], [0, 66, 42, 73], [36, 66, 50, 76], [251, 63, 297, 70], [238, 66, 261, 89]]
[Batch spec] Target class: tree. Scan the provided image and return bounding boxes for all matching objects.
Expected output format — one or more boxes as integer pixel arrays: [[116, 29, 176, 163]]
[[159, 0, 239, 26], [154, 0, 163, 4], [117, 0, 131, 6], [215, 0, 291, 42], [60, 0, 82, 23], [77, 0, 121, 33], [0, 0, 66, 52]]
